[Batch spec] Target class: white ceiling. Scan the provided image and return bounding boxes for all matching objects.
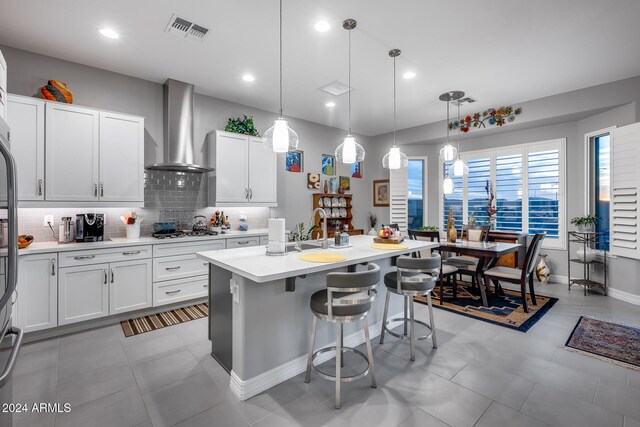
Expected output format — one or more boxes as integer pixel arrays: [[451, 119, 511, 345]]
[[1, 0, 640, 136]]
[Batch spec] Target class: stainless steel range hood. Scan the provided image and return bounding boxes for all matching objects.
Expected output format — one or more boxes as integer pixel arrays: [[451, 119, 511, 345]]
[[146, 79, 214, 173]]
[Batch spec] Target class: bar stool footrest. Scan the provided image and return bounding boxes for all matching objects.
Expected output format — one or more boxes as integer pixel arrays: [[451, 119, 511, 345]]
[[384, 317, 433, 341], [311, 346, 370, 383]]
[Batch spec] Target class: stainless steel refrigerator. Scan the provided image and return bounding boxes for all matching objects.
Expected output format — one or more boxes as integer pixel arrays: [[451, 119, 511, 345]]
[[0, 112, 23, 427]]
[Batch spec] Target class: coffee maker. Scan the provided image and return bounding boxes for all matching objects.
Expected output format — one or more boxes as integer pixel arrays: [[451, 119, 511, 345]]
[[75, 213, 104, 242]]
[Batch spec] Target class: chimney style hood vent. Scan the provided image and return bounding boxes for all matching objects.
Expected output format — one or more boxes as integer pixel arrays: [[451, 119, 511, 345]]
[[146, 79, 214, 173]]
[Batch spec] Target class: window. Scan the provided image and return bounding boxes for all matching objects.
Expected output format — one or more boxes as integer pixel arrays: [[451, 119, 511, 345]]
[[442, 160, 463, 230], [407, 158, 426, 229], [586, 129, 612, 251], [440, 138, 566, 249]]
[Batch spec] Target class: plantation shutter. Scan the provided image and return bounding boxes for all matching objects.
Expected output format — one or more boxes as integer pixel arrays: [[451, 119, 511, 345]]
[[389, 166, 408, 233], [610, 123, 640, 259]]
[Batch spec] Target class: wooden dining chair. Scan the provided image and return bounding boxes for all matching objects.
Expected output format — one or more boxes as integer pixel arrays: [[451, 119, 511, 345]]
[[445, 225, 490, 288], [408, 229, 459, 304], [483, 233, 546, 313]]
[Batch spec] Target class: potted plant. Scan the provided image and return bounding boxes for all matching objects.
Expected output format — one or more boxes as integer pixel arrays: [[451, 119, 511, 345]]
[[288, 222, 317, 242], [570, 215, 599, 232], [225, 115, 260, 136], [368, 213, 377, 236]]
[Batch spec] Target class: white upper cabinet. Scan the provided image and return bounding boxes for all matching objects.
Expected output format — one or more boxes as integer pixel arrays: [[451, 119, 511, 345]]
[[45, 103, 100, 201], [248, 136, 277, 203], [99, 111, 144, 202], [5, 95, 45, 201], [208, 130, 277, 206]]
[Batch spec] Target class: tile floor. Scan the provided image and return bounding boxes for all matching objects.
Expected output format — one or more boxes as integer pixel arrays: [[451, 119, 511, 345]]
[[9, 281, 640, 427]]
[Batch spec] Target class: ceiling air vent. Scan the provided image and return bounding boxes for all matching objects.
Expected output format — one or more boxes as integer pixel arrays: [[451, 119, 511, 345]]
[[165, 14, 209, 42], [320, 80, 353, 96]]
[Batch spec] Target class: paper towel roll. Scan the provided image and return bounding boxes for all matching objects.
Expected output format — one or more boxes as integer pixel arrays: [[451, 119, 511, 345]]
[[268, 218, 286, 254]]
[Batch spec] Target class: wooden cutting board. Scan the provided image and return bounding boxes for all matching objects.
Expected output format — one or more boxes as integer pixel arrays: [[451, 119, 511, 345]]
[[373, 236, 405, 244]]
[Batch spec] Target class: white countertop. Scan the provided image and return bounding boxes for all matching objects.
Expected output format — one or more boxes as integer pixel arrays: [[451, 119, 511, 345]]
[[197, 235, 438, 283], [6, 229, 270, 256]]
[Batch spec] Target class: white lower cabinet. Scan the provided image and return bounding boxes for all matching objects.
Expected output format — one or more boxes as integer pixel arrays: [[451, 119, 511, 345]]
[[58, 263, 109, 325], [153, 276, 209, 307], [109, 259, 152, 315], [59, 258, 152, 325], [16, 254, 57, 332]]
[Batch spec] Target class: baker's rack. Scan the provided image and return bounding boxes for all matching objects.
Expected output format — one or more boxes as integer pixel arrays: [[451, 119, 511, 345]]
[[567, 231, 607, 296]]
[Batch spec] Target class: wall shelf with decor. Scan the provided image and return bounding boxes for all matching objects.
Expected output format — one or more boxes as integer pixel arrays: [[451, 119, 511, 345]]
[[311, 193, 363, 239], [567, 231, 607, 296]]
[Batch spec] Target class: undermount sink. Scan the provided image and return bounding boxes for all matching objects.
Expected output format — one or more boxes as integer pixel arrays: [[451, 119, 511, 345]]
[[286, 242, 323, 252]]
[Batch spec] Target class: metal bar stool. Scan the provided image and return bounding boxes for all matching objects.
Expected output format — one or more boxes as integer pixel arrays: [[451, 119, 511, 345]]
[[379, 254, 440, 361], [305, 263, 380, 409]]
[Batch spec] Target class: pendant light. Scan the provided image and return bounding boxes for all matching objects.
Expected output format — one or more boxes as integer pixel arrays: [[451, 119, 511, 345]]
[[335, 19, 365, 164], [382, 49, 408, 169], [443, 176, 454, 194], [438, 91, 464, 161], [263, 0, 298, 153], [450, 101, 469, 177]]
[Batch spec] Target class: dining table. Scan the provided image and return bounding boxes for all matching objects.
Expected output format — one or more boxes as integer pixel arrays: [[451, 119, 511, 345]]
[[436, 240, 523, 307]]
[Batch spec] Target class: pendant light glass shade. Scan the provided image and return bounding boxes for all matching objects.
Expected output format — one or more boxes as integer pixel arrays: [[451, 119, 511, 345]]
[[383, 146, 408, 169], [335, 19, 365, 164], [336, 134, 364, 164], [450, 157, 469, 177], [382, 49, 407, 170], [443, 176, 454, 194], [263, 0, 298, 152], [440, 144, 457, 161], [263, 117, 298, 153]]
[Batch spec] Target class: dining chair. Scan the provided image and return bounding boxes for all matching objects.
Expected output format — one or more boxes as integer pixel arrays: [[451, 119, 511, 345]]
[[445, 225, 490, 288], [483, 233, 546, 313], [408, 229, 459, 304]]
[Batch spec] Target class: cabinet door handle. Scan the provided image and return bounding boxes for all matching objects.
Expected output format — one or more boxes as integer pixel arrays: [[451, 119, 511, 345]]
[[203, 262, 208, 266], [236, 240, 250, 245], [38, 179, 43, 196], [165, 289, 181, 295], [94, 183, 98, 197], [165, 266, 181, 271], [110, 268, 115, 283], [100, 182, 104, 197], [51, 259, 56, 276], [203, 284, 209, 288], [103, 269, 108, 284], [122, 251, 141, 256], [249, 188, 253, 200], [74, 255, 95, 261], [245, 188, 249, 200]]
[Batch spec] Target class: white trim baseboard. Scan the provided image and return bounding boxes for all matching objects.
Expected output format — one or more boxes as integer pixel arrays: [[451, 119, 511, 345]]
[[608, 287, 640, 306], [548, 274, 640, 306], [228, 312, 399, 401]]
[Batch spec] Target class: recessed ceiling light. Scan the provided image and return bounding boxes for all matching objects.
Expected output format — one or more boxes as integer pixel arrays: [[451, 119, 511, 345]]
[[314, 21, 331, 32], [325, 102, 336, 107], [403, 71, 416, 79], [242, 74, 255, 82], [99, 28, 120, 39]]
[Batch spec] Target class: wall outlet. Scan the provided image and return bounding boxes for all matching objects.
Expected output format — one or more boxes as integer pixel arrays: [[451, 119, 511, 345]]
[[43, 215, 54, 226]]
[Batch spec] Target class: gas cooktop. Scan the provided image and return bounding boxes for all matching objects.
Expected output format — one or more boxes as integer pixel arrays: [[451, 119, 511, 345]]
[[152, 230, 219, 239]]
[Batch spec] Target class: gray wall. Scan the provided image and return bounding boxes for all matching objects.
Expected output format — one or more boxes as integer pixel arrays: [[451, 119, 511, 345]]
[[372, 94, 640, 297], [1, 44, 380, 233]]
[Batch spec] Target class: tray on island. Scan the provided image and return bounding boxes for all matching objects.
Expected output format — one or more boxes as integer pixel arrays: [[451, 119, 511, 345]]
[[373, 236, 404, 244]]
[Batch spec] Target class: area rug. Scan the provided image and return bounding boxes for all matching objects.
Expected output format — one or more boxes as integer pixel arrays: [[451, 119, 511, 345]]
[[414, 281, 558, 332], [565, 316, 640, 370], [120, 303, 208, 337]]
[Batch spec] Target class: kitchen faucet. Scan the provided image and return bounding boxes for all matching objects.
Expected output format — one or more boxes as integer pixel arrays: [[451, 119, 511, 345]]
[[311, 207, 329, 249]]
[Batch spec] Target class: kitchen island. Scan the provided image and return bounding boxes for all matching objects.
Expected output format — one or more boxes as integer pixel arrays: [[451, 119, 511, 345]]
[[197, 235, 438, 400]]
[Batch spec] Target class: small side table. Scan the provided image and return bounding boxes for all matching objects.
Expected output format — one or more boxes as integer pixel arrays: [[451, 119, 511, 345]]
[[567, 231, 607, 296]]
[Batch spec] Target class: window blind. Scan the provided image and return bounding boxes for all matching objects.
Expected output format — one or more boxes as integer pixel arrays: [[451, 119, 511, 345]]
[[389, 166, 408, 233], [495, 154, 523, 231], [610, 123, 640, 259], [466, 157, 491, 225], [528, 149, 560, 238], [442, 160, 463, 230]]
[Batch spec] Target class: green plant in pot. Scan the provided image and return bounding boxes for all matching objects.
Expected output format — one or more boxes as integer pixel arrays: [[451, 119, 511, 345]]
[[288, 222, 317, 242], [570, 215, 599, 232], [225, 115, 260, 136]]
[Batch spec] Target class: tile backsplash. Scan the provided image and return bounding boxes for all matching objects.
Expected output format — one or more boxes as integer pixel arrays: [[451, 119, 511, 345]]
[[15, 207, 270, 242], [144, 170, 208, 209]]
